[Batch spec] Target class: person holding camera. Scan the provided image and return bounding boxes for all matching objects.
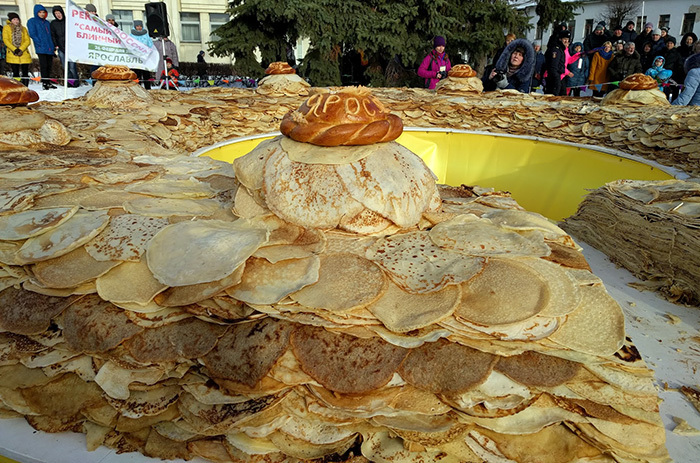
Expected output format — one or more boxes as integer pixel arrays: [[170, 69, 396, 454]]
[[482, 38, 535, 93], [418, 36, 451, 90]]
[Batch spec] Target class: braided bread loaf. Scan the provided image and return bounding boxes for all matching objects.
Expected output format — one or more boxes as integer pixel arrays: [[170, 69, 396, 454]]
[[280, 88, 403, 146], [265, 62, 296, 75], [619, 73, 657, 90], [0, 76, 39, 105], [91, 65, 138, 81], [448, 64, 477, 78]]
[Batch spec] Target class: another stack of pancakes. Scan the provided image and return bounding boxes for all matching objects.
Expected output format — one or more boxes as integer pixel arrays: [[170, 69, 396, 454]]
[[256, 61, 310, 97], [601, 74, 670, 106], [436, 65, 484, 94], [0, 88, 670, 462]]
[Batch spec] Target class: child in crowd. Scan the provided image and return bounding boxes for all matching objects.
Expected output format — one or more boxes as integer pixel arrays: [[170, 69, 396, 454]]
[[645, 56, 673, 90], [160, 57, 179, 90]]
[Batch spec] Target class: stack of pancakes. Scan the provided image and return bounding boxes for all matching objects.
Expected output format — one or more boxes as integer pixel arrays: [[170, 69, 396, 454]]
[[0, 88, 670, 462]]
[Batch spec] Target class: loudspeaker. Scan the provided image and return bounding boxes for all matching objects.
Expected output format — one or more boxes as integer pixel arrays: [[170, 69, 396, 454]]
[[145, 2, 169, 38]]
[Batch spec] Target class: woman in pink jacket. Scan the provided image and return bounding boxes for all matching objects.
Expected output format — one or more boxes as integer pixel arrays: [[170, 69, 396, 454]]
[[418, 36, 452, 89]]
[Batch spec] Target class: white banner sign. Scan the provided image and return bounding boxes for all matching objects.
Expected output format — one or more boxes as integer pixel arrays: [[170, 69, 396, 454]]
[[65, 0, 158, 71]]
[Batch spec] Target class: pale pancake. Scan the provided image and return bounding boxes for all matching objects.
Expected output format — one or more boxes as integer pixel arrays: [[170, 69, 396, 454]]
[[522, 258, 582, 318], [233, 186, 268, 218], [233, 137, 280, 191], [32, 246, 120, 289], [366, 231, 484, 294], [124, 177, 216, 198], [456, 258, 550, 325], [263, 149, 361, 228], [85, 214, 169, 262], [105, 385, 181, 418], [33, 188, 147, 210], [146, 219, 268, 286], [367, 279, 460, 333], [0, 206, 78, 240], [16, 211, 110, 264], [334, 143, 440, 227], [63, 295, 144, 354], [281, 136, 383, 164], [0, 240, 21, 265], [96, 258, 167, 304], [0, 287, 77, 335], [549, 285, 625, 357], [429, 214, 551, 257], [253, 228, 326, 263], [289, 253, 386, 312], [398, 338, 496, 394], [20, 373, 104, 417], [361, 430, 466, 463], [227, 256, 320, 304], [482, 209, 569, 241], [123, 197, 222, 217], [202, 318, 294, 387], [290, 325, 408, 394]]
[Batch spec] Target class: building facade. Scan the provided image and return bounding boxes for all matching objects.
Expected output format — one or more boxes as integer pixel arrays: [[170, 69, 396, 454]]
[[515, 0, 699, 46], [1, 0, 233, 64]]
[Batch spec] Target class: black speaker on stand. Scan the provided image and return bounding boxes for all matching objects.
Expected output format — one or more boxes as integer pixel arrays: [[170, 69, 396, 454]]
[[145, 2, 169, 38]]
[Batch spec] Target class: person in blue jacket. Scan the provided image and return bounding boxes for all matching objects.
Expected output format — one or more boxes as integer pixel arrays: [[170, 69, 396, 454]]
[[564, 42, 589, 96], [27, 4, 55, 89], [672, 48, 700, 106], [483, 38, 535, 93]]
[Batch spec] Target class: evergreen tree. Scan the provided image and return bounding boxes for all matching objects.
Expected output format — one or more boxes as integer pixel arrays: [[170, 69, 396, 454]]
[[535, 0, 582, 30]]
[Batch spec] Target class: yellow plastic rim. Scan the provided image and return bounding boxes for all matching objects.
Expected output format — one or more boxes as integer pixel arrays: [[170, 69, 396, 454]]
[[198, 129, 676, 221]]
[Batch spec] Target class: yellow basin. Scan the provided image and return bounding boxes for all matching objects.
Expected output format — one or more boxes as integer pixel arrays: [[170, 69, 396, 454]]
[[200, 129, 675, 221]]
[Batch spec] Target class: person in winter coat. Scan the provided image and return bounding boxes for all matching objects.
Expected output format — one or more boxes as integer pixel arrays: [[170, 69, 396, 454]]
[[649, 29, 666, 56], [564, 42, 589, 96], [417, 36, 451, 90], [587, 41, 613, 97], [160, 57, 179, 90], [154, 36, 179, 78], [0, 23, 5, 76], [660, 27, 676, 47], [530, 40, 545, 91], [608, 41, 643, 84], [679, 32, 697, 60], [662, 37, 683, 101], [50, 6, 78, 87], [105, 14, 120, 29], [645, 56, 673, 92], [3, 13, 32, 86], [483, 38, 535, 93], [129, 20, 154, 90], [635, 22, 654, 50], [544, 29, 570, 95], [27, 4, 56, 89], [584, 22, 610, 52], [547, 23, 568, 51], [672, 48, 700, 105], [197, 50, 207, 79], [621, 21, 637, 44]]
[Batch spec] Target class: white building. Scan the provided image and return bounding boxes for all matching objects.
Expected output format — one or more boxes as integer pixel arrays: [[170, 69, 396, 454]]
[[514, 0, 699, 46], [1, 0, 233, 64]]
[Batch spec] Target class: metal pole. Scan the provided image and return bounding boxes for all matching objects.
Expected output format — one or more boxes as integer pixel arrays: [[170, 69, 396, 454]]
[[63, 0, 69, 98], [641, 1, 645, 30], [161, 36, 168, 89]]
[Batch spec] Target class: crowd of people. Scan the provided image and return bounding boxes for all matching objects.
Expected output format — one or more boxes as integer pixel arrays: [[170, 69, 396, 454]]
[[419, 22, 700, 106], [0, 4, 193, 91]]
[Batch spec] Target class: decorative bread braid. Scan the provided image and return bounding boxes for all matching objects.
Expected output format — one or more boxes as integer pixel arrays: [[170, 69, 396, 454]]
[[619, 73, 657, 90], [265, 62, 296, 75], [448, 65, 477, 78], [0, 77, 39, 105], [92, 65, 138, 81], [280, 90, 404, 146]]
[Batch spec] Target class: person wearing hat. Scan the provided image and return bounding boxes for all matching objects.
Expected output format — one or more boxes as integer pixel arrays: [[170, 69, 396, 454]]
[[2, 12, 32, 86], [621, 20, 637, 43], [544, 29, 571, 95], [27, 4, 56, 90], [85, 4, 97, 15], [105, 14, 120, 29], [530, 40, 545, 91], [547, 23, 568, 51], [129, 20, 154, 90], [608, 41, 642, 85], [160, 57, 179, 90], [50, 5, 79, 87], [659, 26, 675, 45], [613, 39, 624, 52], [584, 21, 610, 52], [417, 36, 451, 90], [197, 50, 207, 79], [483, 38, 535, 93], [662, 36, 682, 101], [611, 25, 623, 42], [635, 22, 654, 50], [650, 29, 665, 55]]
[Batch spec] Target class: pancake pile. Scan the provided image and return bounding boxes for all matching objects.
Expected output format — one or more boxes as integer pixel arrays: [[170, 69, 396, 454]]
[[257, 61, 311, 97], [601, 74, 670, 106], [436, 65, 484, 94], [0, 88, 671, 463], [86, 64, 154, 108], [563, 179, 700, 305]]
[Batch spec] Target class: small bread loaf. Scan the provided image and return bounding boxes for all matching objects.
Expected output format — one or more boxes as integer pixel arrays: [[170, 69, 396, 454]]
[[265, 62, 296, 75], [619, 73, 657, 90], [448, 64, 477, 78], [280, 88, 403, 146], [0, 76, 39, 105], [91, 65, 138, 81]]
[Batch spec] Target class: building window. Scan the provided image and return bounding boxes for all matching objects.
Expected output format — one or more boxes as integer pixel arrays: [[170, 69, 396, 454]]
[[584, 19, 593, 38], [636, 16, 647, 32], [658, 14, 670, 30], [0, 6, 17, 24], [567, 20, 576, 38], [681, 13, 696, 35], [209, 13, 229, 41], [111, 10, 133, 33], [180, 12, 201, 42]]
